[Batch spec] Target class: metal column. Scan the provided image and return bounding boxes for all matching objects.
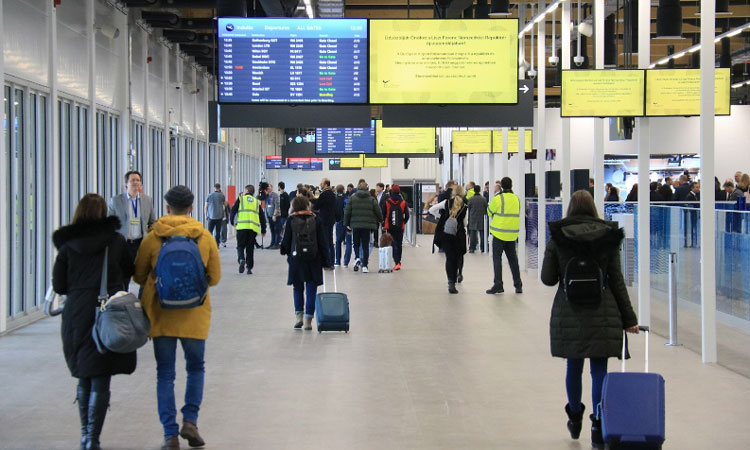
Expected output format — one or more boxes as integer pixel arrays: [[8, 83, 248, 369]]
[[637, 0, 652, 327], [593, 0, 605, 215], [561, 0, 572, 213], [699, 0, 717, 363], [537, 0, 547, 278]]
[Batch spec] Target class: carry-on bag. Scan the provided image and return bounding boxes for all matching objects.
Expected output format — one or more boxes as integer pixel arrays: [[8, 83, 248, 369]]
[[601, 326, 666, 449], [315, 269, 350, 333], [378, 246, 394, 273], [92, 247, 151, 354]]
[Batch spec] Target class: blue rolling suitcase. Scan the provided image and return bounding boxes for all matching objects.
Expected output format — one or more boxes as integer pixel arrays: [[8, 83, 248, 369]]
[[315, 269, 349, 333], [602, 326, 666, 449]]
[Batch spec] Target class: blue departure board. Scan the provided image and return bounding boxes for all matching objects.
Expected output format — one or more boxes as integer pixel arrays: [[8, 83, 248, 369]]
[[310, 158, 323, 170], [217, 18, 368, 104], [266, 156, 283, 169], [315, 120, 375, 154]]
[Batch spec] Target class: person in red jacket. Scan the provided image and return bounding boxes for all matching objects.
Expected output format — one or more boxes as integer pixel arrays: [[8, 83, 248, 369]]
[[381, 184, 410, 270]]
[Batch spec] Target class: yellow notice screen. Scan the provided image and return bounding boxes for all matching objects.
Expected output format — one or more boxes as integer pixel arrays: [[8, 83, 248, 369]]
[[375, 121, 435, 155], [646, 68, 731, 116], [492, 129, 532, 153], [364, 157, 388, 168], [452, 130, 492, 154], [340, 155, 363, 168], [561, 70, 645, 117], [370, 19, 519, 104]]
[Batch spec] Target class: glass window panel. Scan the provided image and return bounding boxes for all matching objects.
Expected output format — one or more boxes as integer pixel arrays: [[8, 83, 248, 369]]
[[13, 88, 25, 315], [5, 86, 11, 317]]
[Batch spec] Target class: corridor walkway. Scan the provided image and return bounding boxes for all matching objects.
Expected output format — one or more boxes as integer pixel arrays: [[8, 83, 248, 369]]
[[0, 235, 748, 449]]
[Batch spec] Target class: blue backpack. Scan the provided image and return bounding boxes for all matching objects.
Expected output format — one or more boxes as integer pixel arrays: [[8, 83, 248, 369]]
[[155, 236, 208, 309]]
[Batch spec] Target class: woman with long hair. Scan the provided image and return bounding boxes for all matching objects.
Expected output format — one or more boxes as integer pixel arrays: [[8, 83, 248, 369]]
[[429, 184, 468, 294], [541, 190, 639, 449], [52, 194, 136, 450]]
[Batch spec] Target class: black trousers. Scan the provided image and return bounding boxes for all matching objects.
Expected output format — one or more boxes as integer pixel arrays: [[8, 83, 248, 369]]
[[443, 241, 464, 283], [352, 228, 371, 267], [236, 229, 257, 270], [492, 237, 522, 289], [125, 238, 142, 289], [78, 375, 111, 393], [389, 228, 404, 264]]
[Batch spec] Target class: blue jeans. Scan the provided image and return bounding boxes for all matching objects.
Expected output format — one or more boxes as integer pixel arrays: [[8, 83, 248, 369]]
[[566, 357, 608, 418], [153, 337, 206, 438], [293, 281, 318, 318], [207, 219, 223, 245], [335, 222, 352, 265]]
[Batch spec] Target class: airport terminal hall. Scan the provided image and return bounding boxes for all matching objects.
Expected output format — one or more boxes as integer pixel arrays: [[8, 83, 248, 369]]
[[3, 0, 750, 449]]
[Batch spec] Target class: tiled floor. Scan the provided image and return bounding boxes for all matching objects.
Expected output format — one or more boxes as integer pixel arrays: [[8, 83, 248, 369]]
[[1, 235, 748, 449]]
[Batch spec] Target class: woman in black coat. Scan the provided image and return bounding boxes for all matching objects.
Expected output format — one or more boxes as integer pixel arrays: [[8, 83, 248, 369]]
[[429, 185, 468, 294], [280, 195, 331, 330], [541, 190, 639, 449], [52, 194, 135, 450]]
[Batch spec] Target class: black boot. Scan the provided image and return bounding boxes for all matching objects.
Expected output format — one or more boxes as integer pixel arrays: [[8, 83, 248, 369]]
[[448, 282, 458, 294], [76, 385, 90, 450], [565, 403, 585, 440], [85, 391, 110, 450], [590, 414, 604, 449]]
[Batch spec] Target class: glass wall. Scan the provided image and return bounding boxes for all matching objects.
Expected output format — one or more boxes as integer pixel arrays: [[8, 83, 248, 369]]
[[4, 84, 53, 326]]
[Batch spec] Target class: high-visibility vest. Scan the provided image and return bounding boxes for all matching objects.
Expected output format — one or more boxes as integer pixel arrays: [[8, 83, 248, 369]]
[[236, 195, 261, 234], [466, 189, 475, 199], [487, 192, 520, 241]]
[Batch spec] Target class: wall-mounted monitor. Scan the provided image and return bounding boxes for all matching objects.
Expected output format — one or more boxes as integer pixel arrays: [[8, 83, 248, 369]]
[[645, 68, 731, 116], [315, 120, 376, 155], [287, 157, 311, 169], [492, 129, 532, 153], [375, 120, 436, 157], [369, 19, 519, 104], [266, 155, 284, 169], [217, 18, 368, 104], [451, 130, 492, 154], [363, 157, 388, 168], [329, 158, 359, 170], [309, 158, 323, 170], [561, 70, 645, 117]]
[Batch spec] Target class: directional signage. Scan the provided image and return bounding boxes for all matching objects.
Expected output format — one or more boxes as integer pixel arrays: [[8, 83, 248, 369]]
[[381, 80, 534, 127]]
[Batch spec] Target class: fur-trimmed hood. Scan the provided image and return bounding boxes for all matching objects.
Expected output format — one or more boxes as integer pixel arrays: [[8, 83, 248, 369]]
[[548, 216, 624, 253], [52, 216, 121, 253]]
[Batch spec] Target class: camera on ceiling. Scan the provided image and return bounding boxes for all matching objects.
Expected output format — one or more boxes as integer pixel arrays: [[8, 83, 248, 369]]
[[527, 68, 537, 79], [548, 56, 559, 67], [573, 56, 585, 67]]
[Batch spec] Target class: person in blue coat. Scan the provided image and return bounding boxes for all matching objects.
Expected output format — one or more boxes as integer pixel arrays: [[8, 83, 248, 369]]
[[280, 194, 331, 330]]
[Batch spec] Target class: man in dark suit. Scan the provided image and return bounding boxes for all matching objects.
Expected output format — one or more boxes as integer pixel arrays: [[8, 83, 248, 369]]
[[108, 170, 156, 287], [672, 175, 691, 201], [657, 177, 673, 201]]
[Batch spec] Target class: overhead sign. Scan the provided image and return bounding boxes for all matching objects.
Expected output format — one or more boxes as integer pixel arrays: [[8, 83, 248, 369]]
[[646, 68, 731, 116], [381, 80, 534, 127], [493, 129, 533, 153], [561, 70, 645, 117], [452, 130, 492, 154]]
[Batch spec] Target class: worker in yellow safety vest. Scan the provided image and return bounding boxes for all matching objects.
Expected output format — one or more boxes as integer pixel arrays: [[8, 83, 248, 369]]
[[230, 184, 266, 275], [466, 181, 476, 199], [486, 177, 523, 295]]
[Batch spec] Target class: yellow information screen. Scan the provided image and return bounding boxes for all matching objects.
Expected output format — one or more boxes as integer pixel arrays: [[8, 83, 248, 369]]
[[491, 129, 532, 153], [452, 130, 492, 154], [369, 19, 519, 104], [561, 70, 645, 117], [646, 68, 731, 116], [340, 155, 363, 168], [363, 157, 388, 168], [375, 121, 436, 156]]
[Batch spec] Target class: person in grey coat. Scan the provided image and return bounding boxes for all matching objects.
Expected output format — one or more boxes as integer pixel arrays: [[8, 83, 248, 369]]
[[467, 185, 488, 253], [107, 170, 156, 287], [541, 190, 639, 450]]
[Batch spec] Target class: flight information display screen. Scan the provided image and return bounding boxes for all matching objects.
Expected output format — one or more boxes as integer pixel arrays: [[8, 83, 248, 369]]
[[266, 155, 284, 169], [315, 120, 376, 154], [217, 18, 368, 103]]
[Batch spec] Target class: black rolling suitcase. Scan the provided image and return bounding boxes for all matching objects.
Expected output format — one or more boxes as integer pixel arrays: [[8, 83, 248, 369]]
[[315, 269, 349, 333]]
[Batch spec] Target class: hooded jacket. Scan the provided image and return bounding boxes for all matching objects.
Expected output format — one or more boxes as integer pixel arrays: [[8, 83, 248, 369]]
[[133, 215, 221, 340], [541, 216, 638, 359], [344, 189, 383, 231], [381, 193, 410, 231], [52, 216, 136, 378]]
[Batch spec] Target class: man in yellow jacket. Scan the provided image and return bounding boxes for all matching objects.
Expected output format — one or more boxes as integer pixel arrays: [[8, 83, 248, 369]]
[[486, 177, 523, 295], [134, 185, 221, 450]]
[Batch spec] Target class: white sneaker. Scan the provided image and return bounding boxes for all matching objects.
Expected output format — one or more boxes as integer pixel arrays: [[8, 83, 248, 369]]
[[361, 266, 369, 273], [353, 259, 361, 272]]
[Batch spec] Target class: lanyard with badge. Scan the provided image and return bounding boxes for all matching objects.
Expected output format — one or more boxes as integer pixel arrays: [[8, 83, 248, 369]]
[[131, 197, 140, 226]]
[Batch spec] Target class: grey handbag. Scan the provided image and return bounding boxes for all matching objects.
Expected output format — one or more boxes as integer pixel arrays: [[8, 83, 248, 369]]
[[92, 247, 151, 354]]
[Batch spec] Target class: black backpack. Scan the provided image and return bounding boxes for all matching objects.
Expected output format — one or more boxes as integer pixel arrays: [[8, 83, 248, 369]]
[[563, 255, 606, 305], [291, 215, 318, 261], [387, 199, 404, 229]]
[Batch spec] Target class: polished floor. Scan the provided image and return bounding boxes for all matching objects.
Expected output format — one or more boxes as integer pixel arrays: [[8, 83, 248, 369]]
[[1, 235, 749, 450]]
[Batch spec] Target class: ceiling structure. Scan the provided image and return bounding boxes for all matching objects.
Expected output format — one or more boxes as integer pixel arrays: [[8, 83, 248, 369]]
[[127, 0, 750, 103]]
